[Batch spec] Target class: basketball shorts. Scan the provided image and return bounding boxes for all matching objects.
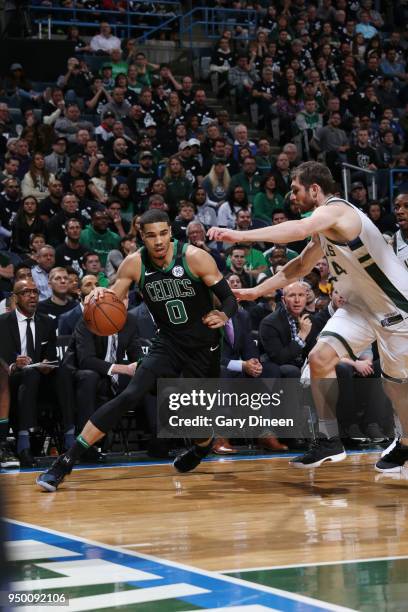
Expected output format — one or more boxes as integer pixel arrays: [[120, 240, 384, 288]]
[[318, 304, 408, 381]]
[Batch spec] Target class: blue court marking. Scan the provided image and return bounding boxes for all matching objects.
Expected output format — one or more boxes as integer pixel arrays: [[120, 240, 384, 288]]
[[5, 519, 353, 612], [0, 449, 381, 474]]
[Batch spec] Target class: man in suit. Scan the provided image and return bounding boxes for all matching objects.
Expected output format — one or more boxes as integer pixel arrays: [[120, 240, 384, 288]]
[[216, 280, 288, 454], [58, 274, 98, 336], [129, 300, 157, 341], [0, 279, 73, 466], [259, 281, 318, 377], [64, 311, 143, 432]]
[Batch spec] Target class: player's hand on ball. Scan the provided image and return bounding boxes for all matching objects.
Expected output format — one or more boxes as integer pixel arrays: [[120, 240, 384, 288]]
[[207, 227, 239, 243], [202, 310, 228, 328], [84, 287, 114, 304]]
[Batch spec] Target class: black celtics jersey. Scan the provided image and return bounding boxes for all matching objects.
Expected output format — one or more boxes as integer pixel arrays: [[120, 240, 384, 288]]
[[139, 240, 218, 346]]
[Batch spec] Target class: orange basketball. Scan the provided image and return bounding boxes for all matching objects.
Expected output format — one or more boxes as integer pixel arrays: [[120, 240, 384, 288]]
[[84, 292, 127, 336]]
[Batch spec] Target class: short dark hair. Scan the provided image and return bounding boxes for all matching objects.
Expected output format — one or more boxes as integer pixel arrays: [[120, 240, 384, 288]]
[[65, 266, 79, 277], [83, 251, 100, 265], [140, 209, 170, 230], [291, 161, 335, 195], [14, 261, 33, 275]]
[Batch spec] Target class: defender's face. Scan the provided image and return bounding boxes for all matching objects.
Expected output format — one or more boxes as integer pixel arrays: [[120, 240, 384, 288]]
[[290, 177, 315, 212], [394, 196, 408, 231], [141, 222, 172, 261]]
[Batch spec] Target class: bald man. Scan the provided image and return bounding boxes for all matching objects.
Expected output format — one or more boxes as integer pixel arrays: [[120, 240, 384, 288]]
[[259, 281, 319, 377]]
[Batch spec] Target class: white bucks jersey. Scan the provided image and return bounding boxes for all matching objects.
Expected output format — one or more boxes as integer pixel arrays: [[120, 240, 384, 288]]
[[393, 229, 408, 269], [318, 197, 408, 324]]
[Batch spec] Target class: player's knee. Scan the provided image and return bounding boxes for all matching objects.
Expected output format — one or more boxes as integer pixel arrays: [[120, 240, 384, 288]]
[[309, 345, 337, 376]]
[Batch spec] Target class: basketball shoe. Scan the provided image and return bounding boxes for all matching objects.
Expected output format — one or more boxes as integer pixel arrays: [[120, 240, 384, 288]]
[[375, 440, 408, 473], [36, 455, 73, 491], [173, 439, 214, 473], [290, 437, 347, 468]]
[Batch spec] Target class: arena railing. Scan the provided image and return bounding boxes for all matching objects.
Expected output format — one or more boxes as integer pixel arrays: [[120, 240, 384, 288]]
[[389, 167, 408, 201], [30, 1, 181, 41], [341, 162, 378, 200]]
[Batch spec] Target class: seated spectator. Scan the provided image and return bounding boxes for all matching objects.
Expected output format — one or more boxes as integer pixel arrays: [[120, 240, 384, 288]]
[[39, 179, 64, 221], [60, 154, 90, 193], [273, 152, 292, 196], [218, 185, 249, 229], [63, 311, 142, 431], [55, 218, 87, 277], [105, 234, 137, 285], [349, 181, 369, 210], [315, 258, 332, 297], [210, 37, 234, 98], [312, 112, 350, 178], [225, 244, 251, 288], [228, 55, 259, 114], [232, 124, 257, 161], [101, 87, 131, 120], [347, 127, 378, 174], [260, 281, 319, 378], [0, 278, 73, 466], [251, 67, 279, 133], [47, 193, 83, 247], [366, 201, 397, 234], [0, 157, 20, 185], [81, 251, 109, 288], [80, 209, 120, 268], [11, 196, 47, 254], [58, 273, 98, 336], [163, 157, 192, 218], [355, 10, 378, 40], [127, 150, 156, 208], [31, 245, 55, 301], [202, 159, 231, 205], [57, 58, 92, 100], [88, 158, 117, 204], [90, 22, 121, 54], [255, 138, 275, 174], [253, 173, 285, 223], [230, 156, 262, 205], [296, 99, 323, 159], [191, 187, 218, 229], [55, 105, 94, 144], [186, 221, 224, 272], [66, 266, 80, 301], [21, 153, 54, 202], [172, 201, 196, 242], [37, 266, 77, 329], [186, 89, 216, 126]]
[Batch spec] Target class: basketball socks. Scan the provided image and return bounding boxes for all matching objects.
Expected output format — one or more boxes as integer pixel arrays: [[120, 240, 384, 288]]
[[64, 427, 76, 450], [0, 418, 8, 443], [63, 435, 91, 467], [17, 431, 30, 454], [318, 418, 339, 440]]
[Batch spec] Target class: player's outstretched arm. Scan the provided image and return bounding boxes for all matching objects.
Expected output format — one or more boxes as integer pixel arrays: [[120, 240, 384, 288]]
[[186, 246, 238, 328], [207, 206, 339, 245], [86, 252, 142, 303], [234, 237, 324, 302]]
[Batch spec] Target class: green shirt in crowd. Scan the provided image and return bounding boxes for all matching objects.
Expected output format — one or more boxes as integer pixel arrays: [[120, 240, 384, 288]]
[[253, 191, 285, 223], [80, 225, 120, 267]]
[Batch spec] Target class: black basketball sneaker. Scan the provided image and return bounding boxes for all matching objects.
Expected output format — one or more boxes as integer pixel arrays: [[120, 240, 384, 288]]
[[290, 437, 347, 468], [173, 439, 214, 473], [36, 455, 73, 492], [375, 440, 408, 473]]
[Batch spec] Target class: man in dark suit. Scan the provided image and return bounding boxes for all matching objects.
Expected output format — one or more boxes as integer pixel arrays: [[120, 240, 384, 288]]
[[0, 279, 73, 466], [217, 286, 288, 453], [64, 311, 143, 431], [259, 281, 318, 377], [128, 300, 157, 341], [58, 274, 98, 336]]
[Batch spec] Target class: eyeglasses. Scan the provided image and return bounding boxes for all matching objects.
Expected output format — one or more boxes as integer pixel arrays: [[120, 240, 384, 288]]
[[15, 289, 39, 296]]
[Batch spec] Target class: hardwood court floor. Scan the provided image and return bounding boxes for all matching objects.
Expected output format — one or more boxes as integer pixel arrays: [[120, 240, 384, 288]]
[[2, 452, 408, 610]]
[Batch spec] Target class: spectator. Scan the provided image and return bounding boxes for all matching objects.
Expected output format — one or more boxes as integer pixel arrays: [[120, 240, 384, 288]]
[[349, 181, 369, 210], [0, 157, 20, 185], [218, 185, 250, 229], [88, 158, 117, 204], [11, 196, 47, 254], [31, 245, 55, 300], [228, 55, 259, 113], [255, 138, 275, 174], [233, 124, 257, 161], [253, 173, 285, 223], [39, 179, 64, 221], [366, 201, 396, 234], [186, 221, 224, 271], [226, 244, 251, 288], [55, 105, 94, 144], [80, 209, 120, 267], [296, 99, 323, 159], [47, 193, 83, 247], [202, 159, 231, 205], [105, 234, 136, 285], [230, 156, 262, 205], [101, 87, 131, 120], [347, 127, 378, 172], [21, 153, 54, 201], [81, 251, 109, 287], [355, 10, 378, 40], [210, 37, 234, 98], [90, 22, 121, 54], [44, 138, 70, 179], [57, 58, 91, 100], [187, 89, 216, 126], [127, 150, 156, 207], [163, 157, 192, 217], [260, 281, 318, 377], [55, 217, 87, 275], [251, 67, 278, 133], [58, 273, 98, 336], [37, 266, 77, 329], [171, 202, 196, 242], [191, 187, 218, 229]]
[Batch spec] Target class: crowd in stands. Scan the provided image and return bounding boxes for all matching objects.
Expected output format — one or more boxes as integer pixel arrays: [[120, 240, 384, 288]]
[[0, 0, 407, 467]]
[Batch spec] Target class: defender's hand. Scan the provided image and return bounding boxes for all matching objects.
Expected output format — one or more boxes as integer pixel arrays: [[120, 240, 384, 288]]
[[207, 227, 239, 243]]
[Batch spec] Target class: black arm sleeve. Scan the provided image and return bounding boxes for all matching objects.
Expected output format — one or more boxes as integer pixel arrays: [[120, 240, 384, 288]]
[[210, 278, 238, 319]]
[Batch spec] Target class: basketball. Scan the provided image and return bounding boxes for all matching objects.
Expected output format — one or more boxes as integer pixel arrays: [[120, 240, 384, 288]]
[[83, 292, 127, 336]]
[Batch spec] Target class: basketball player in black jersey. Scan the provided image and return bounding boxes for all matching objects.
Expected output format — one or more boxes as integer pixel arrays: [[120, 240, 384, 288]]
[[37, 210, 237, 491]]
